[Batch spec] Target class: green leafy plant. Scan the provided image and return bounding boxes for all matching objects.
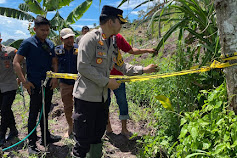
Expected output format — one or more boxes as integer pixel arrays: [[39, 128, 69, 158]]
[[118, 0, 221, 66], [173, 82, 237, 158]]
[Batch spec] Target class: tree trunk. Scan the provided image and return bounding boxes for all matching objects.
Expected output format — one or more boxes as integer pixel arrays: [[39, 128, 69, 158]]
[[214, 0, 237, 113]]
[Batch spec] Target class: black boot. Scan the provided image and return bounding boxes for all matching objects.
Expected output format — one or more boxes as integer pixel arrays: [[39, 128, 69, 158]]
[[6, 126, 18, 141], [40, 134, 61, 146], [28, 143, 40, 155]]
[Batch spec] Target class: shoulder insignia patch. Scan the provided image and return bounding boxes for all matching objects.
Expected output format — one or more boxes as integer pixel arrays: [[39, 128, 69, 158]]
[[102, 33, 107, 39], [116, 50, 124, 66], [73, 48, 78, 55]]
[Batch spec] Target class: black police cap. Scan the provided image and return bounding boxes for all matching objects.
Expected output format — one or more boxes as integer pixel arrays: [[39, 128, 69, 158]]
[[100, 5, 127, 24]]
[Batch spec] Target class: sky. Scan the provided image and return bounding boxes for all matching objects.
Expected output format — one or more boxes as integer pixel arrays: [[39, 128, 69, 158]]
[[0, 0, 158, 41]]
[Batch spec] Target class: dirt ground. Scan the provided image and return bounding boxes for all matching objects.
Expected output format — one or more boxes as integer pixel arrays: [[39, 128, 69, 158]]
[[1, 92, 151, 158]]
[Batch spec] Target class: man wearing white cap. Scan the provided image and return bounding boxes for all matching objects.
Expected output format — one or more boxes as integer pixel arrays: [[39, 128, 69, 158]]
[[55, 28, 78, 137]]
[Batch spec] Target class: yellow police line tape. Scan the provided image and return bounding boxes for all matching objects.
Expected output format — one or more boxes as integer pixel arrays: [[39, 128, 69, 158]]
[[221, 52, 237, 61], [46, 58, 237, 83]]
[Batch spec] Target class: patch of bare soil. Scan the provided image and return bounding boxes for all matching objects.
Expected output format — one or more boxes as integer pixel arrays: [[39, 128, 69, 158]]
[[103, 106, 151, 158], [1, 96, 73, 158], [1, 92, 151, 158]]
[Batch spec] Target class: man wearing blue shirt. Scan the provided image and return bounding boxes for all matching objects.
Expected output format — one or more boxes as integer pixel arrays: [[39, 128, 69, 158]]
[[55, 28, 78, 137], [13, 15, 61, 154]]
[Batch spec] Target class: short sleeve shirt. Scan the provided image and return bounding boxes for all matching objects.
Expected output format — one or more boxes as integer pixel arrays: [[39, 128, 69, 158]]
[[17, 35, 55, 87], [0, 45, 18, 93], [110, 33, 132, 75]]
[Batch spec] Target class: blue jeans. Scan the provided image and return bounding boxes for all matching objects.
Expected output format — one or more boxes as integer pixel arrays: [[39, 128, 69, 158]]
[[108, 83, 130, 120]]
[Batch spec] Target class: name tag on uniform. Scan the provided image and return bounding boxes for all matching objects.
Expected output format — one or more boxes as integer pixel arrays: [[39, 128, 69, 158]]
[[97, 52, 106, 56], [97, 45, 105, 50]]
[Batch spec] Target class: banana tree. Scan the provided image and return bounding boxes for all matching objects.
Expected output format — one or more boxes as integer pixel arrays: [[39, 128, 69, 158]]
[[0, 0, 93, 45]]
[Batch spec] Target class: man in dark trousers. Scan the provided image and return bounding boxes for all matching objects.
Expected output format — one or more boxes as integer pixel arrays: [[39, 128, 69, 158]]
[[0, 33, 19, 147], [72, 5, 158, 158], [13, 15, 61, 154]]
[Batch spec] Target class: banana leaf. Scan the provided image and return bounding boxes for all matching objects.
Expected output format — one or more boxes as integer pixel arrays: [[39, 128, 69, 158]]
[[43, 0, 75, 12], [25, 0, 45, 15], [66, 0, 92, 25], [50, 11, 65, 30], [0, 7, 35, 21], [18, 3, 30, 12], [9, 39, 24, 50]]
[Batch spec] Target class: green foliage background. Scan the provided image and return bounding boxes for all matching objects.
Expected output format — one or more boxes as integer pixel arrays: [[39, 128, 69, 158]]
[[118, 0, 236, 157]]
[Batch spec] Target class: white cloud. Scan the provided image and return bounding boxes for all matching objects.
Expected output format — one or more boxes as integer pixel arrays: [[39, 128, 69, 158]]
[[0, 0, 6, 4], [71, 24, 95, 29], [7, 20, 12, 24], [15, 30, 27, 36], [0, 15, 30, 40], [131, 11, 139, 15]]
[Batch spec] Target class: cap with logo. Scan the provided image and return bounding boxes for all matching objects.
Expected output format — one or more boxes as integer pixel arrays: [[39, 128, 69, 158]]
[[100, 5, 127, 24], [60, 28, 75, 39]]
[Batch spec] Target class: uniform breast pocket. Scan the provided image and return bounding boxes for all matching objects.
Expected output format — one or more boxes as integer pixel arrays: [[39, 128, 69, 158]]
[[92, 51, 108, 68]]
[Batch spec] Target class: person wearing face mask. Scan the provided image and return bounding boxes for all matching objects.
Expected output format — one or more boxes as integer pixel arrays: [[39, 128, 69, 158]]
[[0, 33, 19, 147], [55, 28, 78, 138], [71, 5, 159, 158]]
